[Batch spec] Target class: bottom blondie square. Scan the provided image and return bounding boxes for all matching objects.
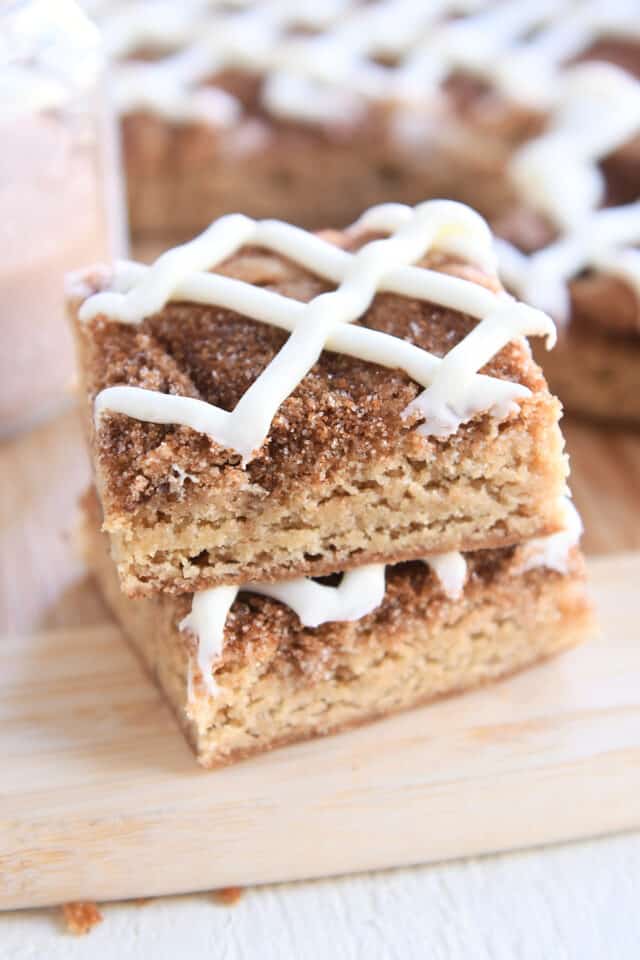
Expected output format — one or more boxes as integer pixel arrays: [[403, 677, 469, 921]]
[[81, 490, 593, 769]]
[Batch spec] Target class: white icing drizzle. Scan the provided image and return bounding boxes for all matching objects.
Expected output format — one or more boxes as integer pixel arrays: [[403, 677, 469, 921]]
[[250, 565, 388, 629], [512, 497, 583, 576], [180, 584, 238, 696], [180, 496, 582, 700], [87, 0, 640, 126], [498, 53, 640, 323], [86, 2, 640, 323], [425, 551, 468, 602], [179, 553, 465, 698], [491, 0, 640, 110], [179, 565, 387, 697], [80, 199, 555, 462], [508, 62, 640, 232], [496, 203, 640, 323]]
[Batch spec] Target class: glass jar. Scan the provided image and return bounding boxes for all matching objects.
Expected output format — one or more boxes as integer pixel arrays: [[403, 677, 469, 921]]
[[0, 0, 125, 437]]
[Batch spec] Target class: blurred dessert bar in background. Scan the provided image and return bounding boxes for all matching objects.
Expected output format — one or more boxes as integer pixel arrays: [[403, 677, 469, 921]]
[[81, 0, 640, 423]]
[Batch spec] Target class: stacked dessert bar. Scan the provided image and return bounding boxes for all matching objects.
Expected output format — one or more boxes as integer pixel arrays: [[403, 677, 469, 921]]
[[86, 0, 640, 423], [69, 199, 594, 767], [493, 56, 640, 425]]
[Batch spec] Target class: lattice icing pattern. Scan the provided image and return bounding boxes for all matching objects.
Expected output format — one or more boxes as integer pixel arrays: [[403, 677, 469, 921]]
[[84, 0, 640, 325], [497, 203, 640, 322], [79, 199, 556, 463], [507, 62, 640, 231], [86, 0, 640, 127], [181, 498, 581, 698], [494, 17, 640, 320], [497, 55, 640, 322]]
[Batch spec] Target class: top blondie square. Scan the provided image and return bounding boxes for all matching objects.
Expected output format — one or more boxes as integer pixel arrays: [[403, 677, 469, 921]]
[[69, 199, 568, 597]]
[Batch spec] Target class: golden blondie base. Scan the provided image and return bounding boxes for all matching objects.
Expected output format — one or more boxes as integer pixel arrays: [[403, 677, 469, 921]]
[[81, 492, 594, 769], [104, 403, 567, 597], [123, 106, 526, 243]]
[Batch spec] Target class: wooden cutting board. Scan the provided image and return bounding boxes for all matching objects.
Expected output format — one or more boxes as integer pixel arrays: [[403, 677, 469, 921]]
[[1, 551, 639, 910], [1, 410, 640, 910]]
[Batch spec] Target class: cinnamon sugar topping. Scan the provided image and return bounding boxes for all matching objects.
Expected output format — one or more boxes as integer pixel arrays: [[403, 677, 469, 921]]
[[80, 200, 555, 463]]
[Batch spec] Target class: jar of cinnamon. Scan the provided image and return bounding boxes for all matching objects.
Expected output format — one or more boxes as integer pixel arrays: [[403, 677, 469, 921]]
[[0, 0, 125, 437]]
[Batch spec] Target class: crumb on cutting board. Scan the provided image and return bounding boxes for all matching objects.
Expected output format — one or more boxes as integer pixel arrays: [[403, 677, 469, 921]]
[[212, 886, 244, 906], [62, 901, 103, 935]]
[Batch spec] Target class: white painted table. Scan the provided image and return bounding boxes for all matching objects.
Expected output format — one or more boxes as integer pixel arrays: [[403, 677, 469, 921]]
[[2, 833, 640, 958]]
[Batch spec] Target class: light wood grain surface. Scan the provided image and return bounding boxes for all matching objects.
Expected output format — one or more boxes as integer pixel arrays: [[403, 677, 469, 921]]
[[1, 407, 640, 918], [1, 831, 639, 959], [1, 551, 640, 910]]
